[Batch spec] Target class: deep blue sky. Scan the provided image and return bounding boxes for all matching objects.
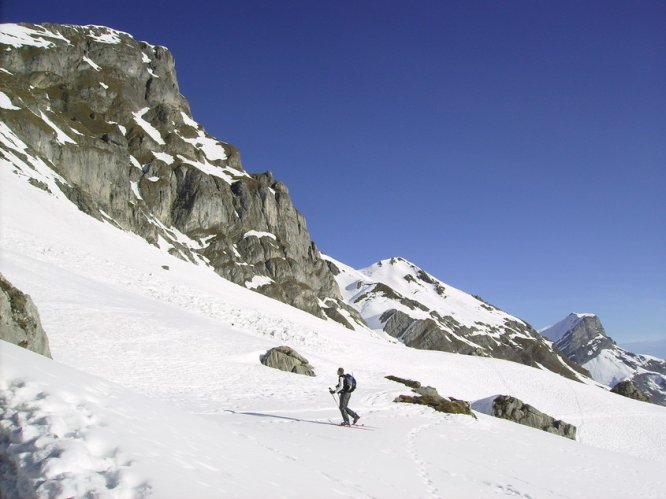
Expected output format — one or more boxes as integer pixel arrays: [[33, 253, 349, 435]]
[[3, 1, 665, 346]]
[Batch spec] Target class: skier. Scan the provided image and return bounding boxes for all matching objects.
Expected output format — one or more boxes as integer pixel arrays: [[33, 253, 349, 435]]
[[329, 367, 360, 426]]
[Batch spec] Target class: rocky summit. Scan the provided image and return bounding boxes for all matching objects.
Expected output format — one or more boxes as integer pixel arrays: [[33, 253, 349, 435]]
[[540, 313, 666, 406], [539, 313, 614, 365], [326, 255, 589, 381], [0, 23, 363, 327]]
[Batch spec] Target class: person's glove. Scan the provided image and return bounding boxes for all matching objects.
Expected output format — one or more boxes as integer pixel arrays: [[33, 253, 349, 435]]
[[329, 388, 334, 394]]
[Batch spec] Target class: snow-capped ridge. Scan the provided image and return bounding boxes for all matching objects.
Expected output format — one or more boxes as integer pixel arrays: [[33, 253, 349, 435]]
[[326, 255, 588, 380]]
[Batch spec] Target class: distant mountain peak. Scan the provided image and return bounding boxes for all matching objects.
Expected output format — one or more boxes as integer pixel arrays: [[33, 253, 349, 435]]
[[540, 313, 600, 343], [571, 312, 597, 319], [540, 313, 666, 406], [325, 255, 588, 381]]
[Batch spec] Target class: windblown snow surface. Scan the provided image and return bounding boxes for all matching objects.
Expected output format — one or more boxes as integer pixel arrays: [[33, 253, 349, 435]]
[[1, 166, 666, 498]]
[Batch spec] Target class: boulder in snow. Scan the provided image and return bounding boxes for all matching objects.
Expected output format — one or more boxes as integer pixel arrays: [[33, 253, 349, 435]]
[[387, 375, 476, 418], [611, 380, 649, 402], [0, 274, 51, 358], [478, 395, 577, 440], [260, 346, 316, 376]]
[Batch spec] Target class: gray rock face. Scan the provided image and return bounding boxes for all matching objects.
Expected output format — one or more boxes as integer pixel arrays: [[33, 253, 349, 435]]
[[0, 274, 52, 358], [630, 373, 666, 406], [0, 23, 357, 326], [611, 380, 649, 402], [260, 346, 316, 376], [543, 314, 615, 364], [381, 309, 486, 356], [491, 395, 576, 440]]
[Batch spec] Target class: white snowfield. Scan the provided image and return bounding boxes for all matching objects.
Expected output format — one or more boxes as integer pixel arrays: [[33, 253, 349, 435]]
[[2, 167, 666, 498], [584, 348, 638, 386]]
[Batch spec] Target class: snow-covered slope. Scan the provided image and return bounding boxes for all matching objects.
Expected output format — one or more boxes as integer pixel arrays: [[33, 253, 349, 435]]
[[541, 313, 666, 405], [2, 167, 666, 497], [326, 256, 588, 380]]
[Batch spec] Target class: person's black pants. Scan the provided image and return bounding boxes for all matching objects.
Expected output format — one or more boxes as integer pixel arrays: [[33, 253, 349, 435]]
[[339, 391, 359, 424]]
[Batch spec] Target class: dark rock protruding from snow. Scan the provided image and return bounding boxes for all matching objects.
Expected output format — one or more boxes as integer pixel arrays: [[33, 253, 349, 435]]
[[490, 395, 576, 440], [0, 274, 52, 358], [260, 346, 316, 376], [611, 380, 649, 402], [386, 375, 476, 418]]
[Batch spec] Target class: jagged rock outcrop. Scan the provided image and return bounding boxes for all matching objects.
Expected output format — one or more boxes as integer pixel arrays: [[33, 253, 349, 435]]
[[386, 375, 476, 418], [260, 346, 316, 376], [485, 395, 577, 440], [0, 274, 51, 357], [0, 23, 363, 328], [611, 380, 649, 402], [541, 313, 666, 406], [327, 256, 589, 381]]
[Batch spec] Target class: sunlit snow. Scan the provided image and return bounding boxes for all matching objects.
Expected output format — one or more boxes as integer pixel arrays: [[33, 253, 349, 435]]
[[0, 91, 20, 110], [152, 151, 174, 165], [1, 155, 666, 497], [82, 56, 101, 71], [244, 230, 277, 240], [0, 23, 70, 48], [39, 111, 77, 145], [132, 107, 165, 145]]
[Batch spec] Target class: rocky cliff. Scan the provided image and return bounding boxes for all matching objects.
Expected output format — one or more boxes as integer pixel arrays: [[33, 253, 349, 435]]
[[0, 23, 363, 327], [540, 313, 666, 406], [326, 256, 589, 381]]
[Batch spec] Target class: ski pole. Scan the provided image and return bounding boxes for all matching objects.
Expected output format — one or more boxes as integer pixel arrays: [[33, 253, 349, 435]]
[[329, 390, 339, 406]]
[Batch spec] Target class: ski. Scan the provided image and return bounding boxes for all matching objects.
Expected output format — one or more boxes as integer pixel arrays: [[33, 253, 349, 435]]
[[325, 420, 375, 430], [341, 424, 373, 430]]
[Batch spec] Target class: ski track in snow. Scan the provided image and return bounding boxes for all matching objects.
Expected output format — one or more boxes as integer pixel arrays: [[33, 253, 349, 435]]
[[406, 420, 442, 497]]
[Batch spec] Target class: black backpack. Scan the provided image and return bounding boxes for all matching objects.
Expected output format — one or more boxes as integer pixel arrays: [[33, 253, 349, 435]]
[[343, 373, 357, 392]]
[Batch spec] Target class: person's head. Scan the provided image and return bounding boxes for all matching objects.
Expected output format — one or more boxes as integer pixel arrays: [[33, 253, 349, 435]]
[[337, 367, 344, 376]]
